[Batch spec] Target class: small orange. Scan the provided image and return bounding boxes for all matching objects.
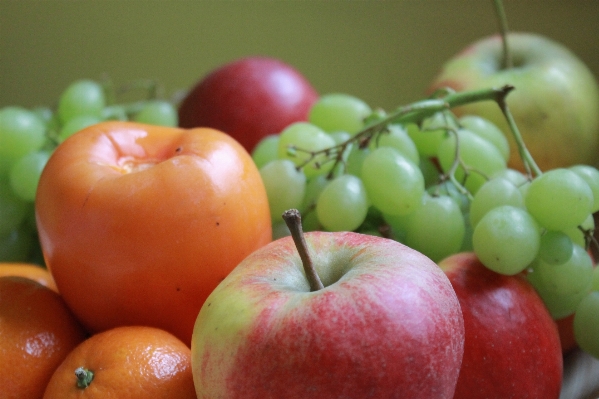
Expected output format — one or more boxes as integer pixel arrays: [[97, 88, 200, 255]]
[[43, 325, 197, 399], [0, 276, 88, 399], [0, 262, 58, 292]]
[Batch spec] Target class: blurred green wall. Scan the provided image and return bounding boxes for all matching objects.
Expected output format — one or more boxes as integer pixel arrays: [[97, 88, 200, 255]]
[[1, 1, 598, 112]]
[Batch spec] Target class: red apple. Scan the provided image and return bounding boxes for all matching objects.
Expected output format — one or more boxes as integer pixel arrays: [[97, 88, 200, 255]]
[[178, 57, 319, 153], [439, 252, 563, 399], [428, 32, 599, 172], [191, 213, 464, 399]]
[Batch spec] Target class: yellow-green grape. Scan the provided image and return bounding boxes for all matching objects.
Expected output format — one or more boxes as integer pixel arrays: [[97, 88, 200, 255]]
[[316, 174, 369, 232], [252, 134, 280, 169], [361, 147, 424, 216], [277, 122, 336, 178], [459, 115, 510, 162], [308, 93, 371, 135], [525, 168, 593, 231], [259, 159, 306, 222], [473, 205, 540, 275]]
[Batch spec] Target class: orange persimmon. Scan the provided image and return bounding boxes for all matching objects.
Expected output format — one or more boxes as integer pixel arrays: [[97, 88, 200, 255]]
[[36, 121, 271, 346]]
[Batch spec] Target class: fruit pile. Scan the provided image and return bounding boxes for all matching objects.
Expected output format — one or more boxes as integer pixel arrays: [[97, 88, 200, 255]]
[[2, 8, 599, 399], [253, 83, 599, 354], [0, 78, 179, 263]]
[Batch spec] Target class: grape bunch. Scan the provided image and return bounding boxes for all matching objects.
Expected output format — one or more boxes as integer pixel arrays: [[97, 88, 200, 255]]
[[0, 78, 178, 264], [253, 89, 599, 360]]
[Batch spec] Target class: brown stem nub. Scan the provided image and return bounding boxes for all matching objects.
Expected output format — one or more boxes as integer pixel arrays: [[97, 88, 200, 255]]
[[282, 209, 324, 292]]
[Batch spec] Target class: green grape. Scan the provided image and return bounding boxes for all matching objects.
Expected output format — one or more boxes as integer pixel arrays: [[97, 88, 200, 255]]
[[301, 209, 322, 232], [316, 174, 369, 232], [473, 205, 540, 275], [593, 267, 599, 291], [461, 211, 474, 252], [300, 175, 329, 212], [383, 212, 411, 243], [402, 194, 465, 262], [0, 226, 34, 262], [569, 164, 599, 213], [277, 122, 336, 178], [491, 168, 529, 187], [525, 168, 593, 231], [259, 159, 306, 222], [252, 134, 280, 169], [0, 180, 29, 236], [469, 177, 524, 228], [408, 113, 454, 157], [437, 128, 507, 194], [356, 206, 385, 235], [345, 145, 370, 177], [31, 106, 54, 125], [371, 124, 419, 166], [459, 115, 510, 162], [426, 180, 470, 214], [563, 213, 594, 248], [420, 156, 441, 187], [361, 147, 425, 216], [329, 131, 351, 145], [133, 100, 178, 127], [0, 107, 47, 175], [538, 231, 574, 265], [518, 180, 531, 200], [327, 136, 352, 178], [58, 115, 102, 142], [532, 243, 593, 296], [527, 268, 591, 319], [57, 79, 106, 123], [573, 291, 599, 358], [9, 151, 50, 202], [308, 93, 371, 135], [271, 221, 291, 240], [102, 105, 128, 121]]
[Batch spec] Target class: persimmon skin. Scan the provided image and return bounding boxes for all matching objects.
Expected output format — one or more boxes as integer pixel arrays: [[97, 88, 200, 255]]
[[36, 121, 272, 346]]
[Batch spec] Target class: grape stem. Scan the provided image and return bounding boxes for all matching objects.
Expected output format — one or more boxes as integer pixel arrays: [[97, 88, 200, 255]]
[[282, 209, 324, 292], [442, 127, 473, 200], [292, 85, 522, 178], [495, 94, 543, 177]]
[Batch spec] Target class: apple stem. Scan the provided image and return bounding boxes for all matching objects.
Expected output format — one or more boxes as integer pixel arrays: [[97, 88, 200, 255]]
[[282, 209, 324, 292], [493, 0, 512, 69]]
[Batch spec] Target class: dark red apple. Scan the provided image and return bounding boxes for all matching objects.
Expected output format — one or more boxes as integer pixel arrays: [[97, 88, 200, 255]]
[[439, 252, 563, 399], [178, 57, 319, 153]]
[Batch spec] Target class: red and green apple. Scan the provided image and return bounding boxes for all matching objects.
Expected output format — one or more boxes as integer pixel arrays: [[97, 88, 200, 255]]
[[191, 211, 464, 399]]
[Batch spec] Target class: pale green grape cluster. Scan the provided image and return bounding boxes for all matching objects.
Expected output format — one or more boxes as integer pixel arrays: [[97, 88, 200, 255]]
[[0, 78, 178, 263], [253, 91, 599, 359]]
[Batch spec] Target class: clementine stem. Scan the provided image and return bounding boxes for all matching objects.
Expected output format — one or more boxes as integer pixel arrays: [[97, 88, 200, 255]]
[[75, 367, 94, 389], [282, 209, 324, 292]]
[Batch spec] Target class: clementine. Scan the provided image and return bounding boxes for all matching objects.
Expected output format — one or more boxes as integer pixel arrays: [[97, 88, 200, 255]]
[[0, 262, 58, 292], [43, 325, 197, 399], [0, 276, 87, 399]]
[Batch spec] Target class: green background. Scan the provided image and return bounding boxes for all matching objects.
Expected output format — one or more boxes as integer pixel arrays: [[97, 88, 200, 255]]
[[1, 1, 598, 111]]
